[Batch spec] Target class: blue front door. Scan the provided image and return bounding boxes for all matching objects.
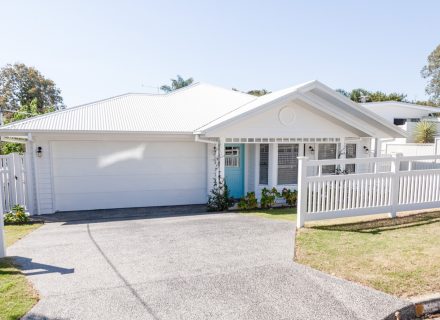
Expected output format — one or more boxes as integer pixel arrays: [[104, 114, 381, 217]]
[[224, 144, 244, 199]]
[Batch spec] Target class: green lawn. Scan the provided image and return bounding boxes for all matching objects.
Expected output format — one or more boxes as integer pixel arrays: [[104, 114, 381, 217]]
[[4, 224, 42, 247], [240, 207, 297, 221], [1, 224, 42, 320], [295, 211, 440, 298]]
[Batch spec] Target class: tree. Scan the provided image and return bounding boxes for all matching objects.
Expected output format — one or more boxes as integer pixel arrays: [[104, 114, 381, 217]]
[[160, 75, 194, 93], [337, 88, 407, 103], [246, 89, 271, 96], [414, 120, 437, 143], [421, 44, 440, 105], [232, 88, 271, 96], [0, 63, 64, 112], [1, 99, 54, 154]]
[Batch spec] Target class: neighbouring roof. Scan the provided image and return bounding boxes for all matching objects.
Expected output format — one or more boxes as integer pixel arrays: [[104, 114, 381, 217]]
[[361, 101, 440, 113], [0, 80, 406, 138]]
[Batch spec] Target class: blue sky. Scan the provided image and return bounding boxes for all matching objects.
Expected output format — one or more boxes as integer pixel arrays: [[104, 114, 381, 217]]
[[0, 0, 438, 107]]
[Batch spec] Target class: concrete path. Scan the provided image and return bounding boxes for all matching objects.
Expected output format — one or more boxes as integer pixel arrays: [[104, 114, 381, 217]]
[[8, 211, 410, 320]]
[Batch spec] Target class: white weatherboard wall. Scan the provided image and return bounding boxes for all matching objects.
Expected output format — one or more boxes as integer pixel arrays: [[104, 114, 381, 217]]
[[37, 139, 206, 212]]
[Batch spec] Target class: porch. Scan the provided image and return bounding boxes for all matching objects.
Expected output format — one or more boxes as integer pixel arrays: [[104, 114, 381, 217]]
[[219, 137, 373, 199]]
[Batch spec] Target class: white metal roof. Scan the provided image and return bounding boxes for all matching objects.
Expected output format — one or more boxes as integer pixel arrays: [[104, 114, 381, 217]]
[[0, 83, 256, 133], [0, 80, 405, 138]]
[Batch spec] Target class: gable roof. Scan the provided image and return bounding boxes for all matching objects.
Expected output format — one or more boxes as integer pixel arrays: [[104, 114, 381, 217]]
[[0, 80, 405, 138], [197, 80, 406, 139], [0, 83, 256, 134]]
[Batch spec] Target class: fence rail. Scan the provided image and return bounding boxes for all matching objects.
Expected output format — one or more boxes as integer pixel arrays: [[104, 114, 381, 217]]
[[0, 153, 27, 213], [297, 154, 440, 228]]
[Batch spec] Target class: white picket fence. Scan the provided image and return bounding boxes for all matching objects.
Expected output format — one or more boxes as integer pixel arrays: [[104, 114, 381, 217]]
[[0, 153, 27, 213], [297, 154, 440, 227]]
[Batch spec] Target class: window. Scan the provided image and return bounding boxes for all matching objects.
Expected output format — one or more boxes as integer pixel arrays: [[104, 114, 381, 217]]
[[278, 144, 299, 185], [393, 118, 407, 126], [259, 144, 269, 184], [225, 146, 240, 167], [345, 143, 357, 174], [318, 143, 337, 174]]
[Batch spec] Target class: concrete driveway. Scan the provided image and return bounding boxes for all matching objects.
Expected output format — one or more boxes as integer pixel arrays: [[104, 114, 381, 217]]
[[8, 210, 409, 320]]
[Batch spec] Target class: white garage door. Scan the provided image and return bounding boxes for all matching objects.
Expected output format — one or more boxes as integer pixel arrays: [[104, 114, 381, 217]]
[[51, 141, 207, 211]]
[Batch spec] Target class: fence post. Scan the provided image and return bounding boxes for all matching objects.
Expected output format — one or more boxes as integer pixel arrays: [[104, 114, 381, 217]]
[[297, 156, 308, 228], [389, 153, 402, 218], [0, 170, 5, 258]]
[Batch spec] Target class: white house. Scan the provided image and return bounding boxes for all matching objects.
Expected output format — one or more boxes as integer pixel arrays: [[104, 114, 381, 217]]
[[0, 80, 405, 215], [361, 101, 440, 155]]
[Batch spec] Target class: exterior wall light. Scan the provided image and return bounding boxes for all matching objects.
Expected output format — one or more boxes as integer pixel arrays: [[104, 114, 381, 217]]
[[363, 146, 369, 153], [308, 146, 315, 153], [36, 146, 43, 157]]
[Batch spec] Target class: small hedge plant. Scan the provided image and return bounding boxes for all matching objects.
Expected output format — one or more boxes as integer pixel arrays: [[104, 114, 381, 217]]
[[207, 178, 233, 211], [237, 192, 258, 210], [281, 188, 297, 207], [4, 205, 29, 225], [260, 187, 280, 209]]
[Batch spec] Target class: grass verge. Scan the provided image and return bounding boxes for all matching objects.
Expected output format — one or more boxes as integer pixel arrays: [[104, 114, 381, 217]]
[[240, 207, 297, 221], [1, 223, 42, 320], [5, 224, 42, 247], [295, 211, 440, 298]]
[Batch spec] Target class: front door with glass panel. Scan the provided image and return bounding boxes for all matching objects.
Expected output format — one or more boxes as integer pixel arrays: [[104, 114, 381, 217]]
[[224, 144, 244, 199]]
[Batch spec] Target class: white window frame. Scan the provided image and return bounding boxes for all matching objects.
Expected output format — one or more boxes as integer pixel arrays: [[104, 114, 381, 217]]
[[225, 146, 240, 167], [277, 144, 299, 185]]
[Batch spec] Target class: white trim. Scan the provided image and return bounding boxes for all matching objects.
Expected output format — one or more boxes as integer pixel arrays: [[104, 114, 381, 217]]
[[244, 144, 249, 194]]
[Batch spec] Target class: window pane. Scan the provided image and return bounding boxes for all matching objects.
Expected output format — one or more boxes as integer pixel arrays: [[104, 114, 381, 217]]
[[259, 144, 269, 185], [318, 144, 337, 174], [345, 143, 356, 174], [278, 144, 299, 185], [225, 146, 240, 167]]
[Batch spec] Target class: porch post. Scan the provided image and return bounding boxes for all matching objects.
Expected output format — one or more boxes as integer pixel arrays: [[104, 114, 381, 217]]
[[254, 144, 260, 192], [218, 138, 225, 182], [268, 143, 278, 187], [297, 156, 308, 228]]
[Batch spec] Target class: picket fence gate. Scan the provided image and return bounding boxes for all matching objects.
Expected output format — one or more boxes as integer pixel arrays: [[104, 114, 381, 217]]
[[297, 154, 440, 228], [0, 153, 28, 213]]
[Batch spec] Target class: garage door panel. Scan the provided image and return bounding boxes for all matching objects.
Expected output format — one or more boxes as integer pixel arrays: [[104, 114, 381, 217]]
[[55, 188, 207, 212], [53, 157, 205, 177], [52, 141, 205, 159], [51, 141, 207, 211], [53, 173, 205, 193]]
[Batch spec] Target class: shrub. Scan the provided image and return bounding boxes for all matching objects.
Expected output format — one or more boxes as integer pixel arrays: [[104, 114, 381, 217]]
[[414, 120, 437, 143], [260, 187, 279, 209], [3, 205, 29, 225], [207, 178, 233, 211], [281, 188, 297, 207], [238, 192, 258, 210]]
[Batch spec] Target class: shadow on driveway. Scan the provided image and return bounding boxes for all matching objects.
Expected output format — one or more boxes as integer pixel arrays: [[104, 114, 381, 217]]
[[36, 204, 212, 225], [7, 256, 74, 276]]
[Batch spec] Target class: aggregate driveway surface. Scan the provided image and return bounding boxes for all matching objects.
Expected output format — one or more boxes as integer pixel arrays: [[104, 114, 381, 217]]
[[8, 212, 410, 320]]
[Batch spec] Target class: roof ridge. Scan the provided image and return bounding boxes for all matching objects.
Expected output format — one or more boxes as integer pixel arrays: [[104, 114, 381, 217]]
[[194, 80, 318, 131], [194, 96, 259, 131]]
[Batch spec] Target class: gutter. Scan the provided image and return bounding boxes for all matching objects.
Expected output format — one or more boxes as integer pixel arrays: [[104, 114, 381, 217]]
[[194, 134, 218, 144]]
